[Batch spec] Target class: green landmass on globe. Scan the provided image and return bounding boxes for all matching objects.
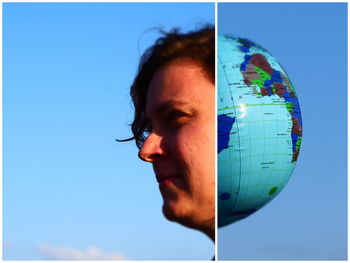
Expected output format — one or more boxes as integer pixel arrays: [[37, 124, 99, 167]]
[[218, 34, 302, 227]]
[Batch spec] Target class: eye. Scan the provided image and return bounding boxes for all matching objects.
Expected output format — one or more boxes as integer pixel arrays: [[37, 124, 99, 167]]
[[165, 110, 187, 122], [163, 110, 190, 130]]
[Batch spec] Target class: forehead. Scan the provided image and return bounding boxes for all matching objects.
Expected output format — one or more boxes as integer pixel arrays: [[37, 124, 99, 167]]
[[146, 59, 213, 114]]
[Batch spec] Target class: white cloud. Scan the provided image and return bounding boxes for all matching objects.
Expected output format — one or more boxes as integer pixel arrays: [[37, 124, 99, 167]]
[[37, 244, 126, 260]]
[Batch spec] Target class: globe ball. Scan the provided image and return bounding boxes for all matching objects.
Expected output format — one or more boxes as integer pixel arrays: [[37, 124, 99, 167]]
[[218, 34, 302, 227]]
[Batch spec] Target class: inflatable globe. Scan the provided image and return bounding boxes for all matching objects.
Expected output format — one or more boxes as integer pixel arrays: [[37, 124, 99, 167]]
[[218, 34, 302, 227]]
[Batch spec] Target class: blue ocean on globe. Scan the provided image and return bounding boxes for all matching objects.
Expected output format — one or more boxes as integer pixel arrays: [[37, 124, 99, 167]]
[[218, 34, 302, 227]]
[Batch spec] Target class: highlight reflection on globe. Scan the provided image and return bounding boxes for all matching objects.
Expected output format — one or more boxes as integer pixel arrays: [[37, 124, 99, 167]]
[[218, 34, 302, 227]]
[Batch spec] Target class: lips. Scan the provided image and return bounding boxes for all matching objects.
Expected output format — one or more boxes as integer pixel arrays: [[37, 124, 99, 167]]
[[156, 173, 179, 184]]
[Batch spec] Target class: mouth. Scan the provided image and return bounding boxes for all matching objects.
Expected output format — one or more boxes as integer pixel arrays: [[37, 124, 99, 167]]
[[156, 173, 180, 184]]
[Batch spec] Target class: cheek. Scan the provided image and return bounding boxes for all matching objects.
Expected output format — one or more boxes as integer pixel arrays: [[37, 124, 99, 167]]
[[164, 130, 188, 159], [190, 122, 215, 175], [169, 125, 214, 168], [162, 128, 196, 173]]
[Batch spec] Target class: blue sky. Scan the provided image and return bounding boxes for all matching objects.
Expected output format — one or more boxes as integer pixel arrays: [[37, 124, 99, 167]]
[[218, 3, 347, 260], [3, 3, 215, 260], [3, 2, 348, 261]]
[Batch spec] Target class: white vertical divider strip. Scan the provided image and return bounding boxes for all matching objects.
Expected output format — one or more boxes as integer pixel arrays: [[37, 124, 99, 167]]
[[347, 3, 350, 262], [214, 1, 218, 261], [0, 2, 3, 261]]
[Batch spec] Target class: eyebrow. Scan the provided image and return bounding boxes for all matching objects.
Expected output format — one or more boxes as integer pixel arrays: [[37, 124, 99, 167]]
[[154, 100, 190, 114], [145, 100, 193, 121]]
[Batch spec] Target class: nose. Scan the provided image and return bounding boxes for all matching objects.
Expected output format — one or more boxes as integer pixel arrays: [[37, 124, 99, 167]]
[[138, 132, 164, 163]]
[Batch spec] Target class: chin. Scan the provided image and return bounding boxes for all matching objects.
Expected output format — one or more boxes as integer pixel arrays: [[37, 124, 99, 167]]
[[162, 200, 198, 229], [162, 200, 215, 238]]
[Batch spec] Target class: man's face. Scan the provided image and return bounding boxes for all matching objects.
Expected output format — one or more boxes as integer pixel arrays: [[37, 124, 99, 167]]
[[138, 59, 215, 232]]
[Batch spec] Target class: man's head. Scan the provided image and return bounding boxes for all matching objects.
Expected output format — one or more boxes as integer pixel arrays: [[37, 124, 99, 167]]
[[128, 26, 214, 239]]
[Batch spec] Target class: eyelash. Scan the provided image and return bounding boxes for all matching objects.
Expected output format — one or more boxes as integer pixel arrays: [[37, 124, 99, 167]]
[[143, 123, 153, 136]]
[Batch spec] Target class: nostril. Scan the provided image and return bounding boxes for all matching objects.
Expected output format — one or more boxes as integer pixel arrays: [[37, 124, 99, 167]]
[[149, 153, 163, 162], [139, 151, 163, 163]]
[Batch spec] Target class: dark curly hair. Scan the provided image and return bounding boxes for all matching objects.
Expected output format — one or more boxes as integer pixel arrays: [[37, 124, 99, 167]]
[[119, 25, 214, 148]]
